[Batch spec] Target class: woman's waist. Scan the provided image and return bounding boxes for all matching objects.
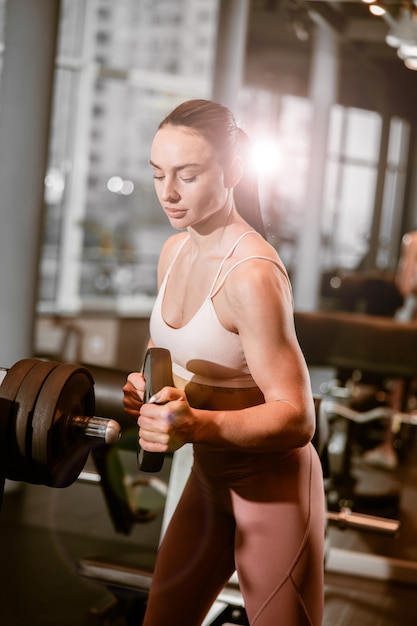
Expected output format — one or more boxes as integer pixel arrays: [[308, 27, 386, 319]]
[[172, 361, 255, 388], [173, 369, 264, 410]]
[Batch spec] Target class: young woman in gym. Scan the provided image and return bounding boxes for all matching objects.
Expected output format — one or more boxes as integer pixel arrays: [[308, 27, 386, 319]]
[[123, 99, 325, 626]]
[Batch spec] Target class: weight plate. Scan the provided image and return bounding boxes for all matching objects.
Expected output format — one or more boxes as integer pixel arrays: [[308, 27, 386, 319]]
[[137, 347, 174, 473], [0, 359, 41, 477], [32, 363, 95, 487], [14, 359, 60, 459]]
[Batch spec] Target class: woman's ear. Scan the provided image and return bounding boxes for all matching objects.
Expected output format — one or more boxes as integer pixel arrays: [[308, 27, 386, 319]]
[[224, 155, 244, 189]]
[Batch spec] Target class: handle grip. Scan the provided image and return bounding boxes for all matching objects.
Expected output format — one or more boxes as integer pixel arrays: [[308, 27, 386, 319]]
[[137, 347, 174, 473]]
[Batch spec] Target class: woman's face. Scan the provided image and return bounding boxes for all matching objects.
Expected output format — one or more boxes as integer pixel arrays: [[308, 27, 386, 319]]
[[150, 124, 232, 230]]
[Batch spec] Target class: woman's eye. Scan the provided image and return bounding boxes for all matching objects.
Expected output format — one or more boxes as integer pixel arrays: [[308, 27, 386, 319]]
[[153, 175, 164, 181], [181, 176, 196, 183]]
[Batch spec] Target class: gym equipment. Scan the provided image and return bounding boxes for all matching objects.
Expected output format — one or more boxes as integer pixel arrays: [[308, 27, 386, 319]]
[[137, 347, 174, 473], [0, 347, 173, 496], [294, 310, 417, 588], [81, 349, 175, 536], [0, 358, 121, 491], [294, 309, 417, 514]]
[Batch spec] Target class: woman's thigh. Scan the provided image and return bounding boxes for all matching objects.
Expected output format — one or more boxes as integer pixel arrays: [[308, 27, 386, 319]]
[[232, 445, 325, 626], [143, 469, 236, 626]]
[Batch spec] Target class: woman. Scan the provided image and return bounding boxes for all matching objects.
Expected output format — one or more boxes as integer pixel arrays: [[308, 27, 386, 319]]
[[123, 99, 325, 625]]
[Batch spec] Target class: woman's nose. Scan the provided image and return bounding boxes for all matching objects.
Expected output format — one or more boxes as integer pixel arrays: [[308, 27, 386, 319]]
[[161, 178, 180, 202]]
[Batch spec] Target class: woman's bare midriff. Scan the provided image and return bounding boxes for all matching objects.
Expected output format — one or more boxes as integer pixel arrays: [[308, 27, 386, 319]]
[[173, 372, 265, 411]]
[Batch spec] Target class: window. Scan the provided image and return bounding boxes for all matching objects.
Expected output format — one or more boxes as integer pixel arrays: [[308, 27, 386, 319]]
[[324, 106, 381, 269], [377, 117, 410, 269], [39, 0, 218, 312], [323, 106, 409, 271]]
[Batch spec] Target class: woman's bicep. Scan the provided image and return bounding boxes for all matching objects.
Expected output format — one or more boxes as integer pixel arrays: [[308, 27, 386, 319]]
[[232, 268, 311, 406], [242, 318, 311, 406]]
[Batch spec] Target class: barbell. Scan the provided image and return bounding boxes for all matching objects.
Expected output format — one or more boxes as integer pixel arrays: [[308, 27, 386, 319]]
[[0, 358, 121, 488], [0, 347, 174, 490]]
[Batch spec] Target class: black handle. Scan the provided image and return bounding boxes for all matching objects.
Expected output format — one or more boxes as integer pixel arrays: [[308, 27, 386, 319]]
[[137, 347, 174, 473]]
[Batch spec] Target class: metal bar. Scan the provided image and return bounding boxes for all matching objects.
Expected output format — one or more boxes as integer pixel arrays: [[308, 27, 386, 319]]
[[327, 509, 400, 534], [326, 547, 417, 585], [71, 415, 121, 444], [201, 602, 230, 626]]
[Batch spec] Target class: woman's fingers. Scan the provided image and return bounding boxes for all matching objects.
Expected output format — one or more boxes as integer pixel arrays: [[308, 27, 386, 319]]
[[138, 392, 189, 453], [122, 372, 146, 417], [126, 372, 146, 392], [146, 385, 184, 404]]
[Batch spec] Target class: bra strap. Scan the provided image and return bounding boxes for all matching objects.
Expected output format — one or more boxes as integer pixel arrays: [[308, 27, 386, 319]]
[[210, 256, 289, 298], [208, 231, 259, 296], [164, 234, 190, 278]]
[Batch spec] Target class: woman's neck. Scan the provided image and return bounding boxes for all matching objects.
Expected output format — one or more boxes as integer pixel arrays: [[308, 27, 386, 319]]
[[186, 205, 249, 258]]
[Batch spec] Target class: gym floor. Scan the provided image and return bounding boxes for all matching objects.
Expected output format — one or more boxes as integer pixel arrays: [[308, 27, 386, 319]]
[[1, 436, 417, 625]]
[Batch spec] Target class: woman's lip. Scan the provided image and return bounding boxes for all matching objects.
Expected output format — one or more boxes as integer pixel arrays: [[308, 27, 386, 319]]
[[165, 207, 186, 218]]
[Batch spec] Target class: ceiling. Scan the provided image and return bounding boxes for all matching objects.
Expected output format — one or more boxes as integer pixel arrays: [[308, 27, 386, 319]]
[[245, 0, 417, 116]]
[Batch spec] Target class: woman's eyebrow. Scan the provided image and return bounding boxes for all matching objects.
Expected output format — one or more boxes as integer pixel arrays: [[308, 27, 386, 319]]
[[149, 160, 200, 171]]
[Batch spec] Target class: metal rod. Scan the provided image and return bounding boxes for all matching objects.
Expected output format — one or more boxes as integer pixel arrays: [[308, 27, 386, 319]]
[[71, 415, 121, 445], [327, 508, 400, 534]]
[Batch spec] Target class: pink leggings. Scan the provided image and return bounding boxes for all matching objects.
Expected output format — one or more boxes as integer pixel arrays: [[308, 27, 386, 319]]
[[143, 443, 325, 626]]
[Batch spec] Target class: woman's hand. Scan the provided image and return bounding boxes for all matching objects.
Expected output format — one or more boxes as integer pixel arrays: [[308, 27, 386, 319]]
[[123, 372, 146, 419], [138, 386, 194, 454]]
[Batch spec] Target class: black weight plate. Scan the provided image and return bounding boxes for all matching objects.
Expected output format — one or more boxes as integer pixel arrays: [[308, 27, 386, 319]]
[[31, 363, 95, 487], [14, 359, 60, 459], [137, 347, 174, 473], [0, 359, 41, 477]]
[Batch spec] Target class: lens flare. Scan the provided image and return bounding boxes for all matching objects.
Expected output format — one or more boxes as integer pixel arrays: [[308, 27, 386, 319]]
[[250, 138, 282, 176]]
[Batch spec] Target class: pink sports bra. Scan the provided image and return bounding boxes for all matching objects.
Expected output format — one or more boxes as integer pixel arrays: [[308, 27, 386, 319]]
[[149, 231, 289, 388]]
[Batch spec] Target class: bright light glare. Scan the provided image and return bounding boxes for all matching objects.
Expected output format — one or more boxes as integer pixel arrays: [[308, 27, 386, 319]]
[[44, 168, 65, 193], [404, 56, 417, 70], [369, 4, 385, 15], [120, 179, 134, 195], [107, 175, 123, 193], [44, 167, 65, 204], [107, 176, 135, 195], [250, 139, 281, 176], [398, 44, 417, 58]]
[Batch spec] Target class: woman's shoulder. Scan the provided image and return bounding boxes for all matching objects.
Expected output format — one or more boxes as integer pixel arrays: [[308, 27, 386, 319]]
[[225, 231, 291, 298], [233, 229, 279, 262]]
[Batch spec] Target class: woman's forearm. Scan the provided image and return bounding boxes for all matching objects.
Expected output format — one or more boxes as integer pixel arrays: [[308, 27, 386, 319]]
[[192, 399, 315, 452]]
